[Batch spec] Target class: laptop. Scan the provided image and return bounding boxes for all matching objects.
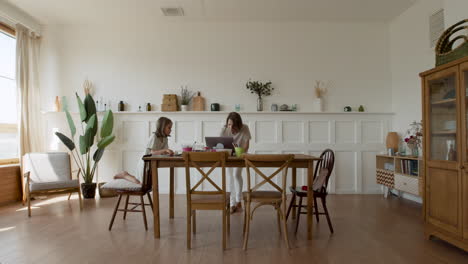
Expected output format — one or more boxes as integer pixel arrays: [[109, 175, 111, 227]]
[[205, 137, 234, 150]]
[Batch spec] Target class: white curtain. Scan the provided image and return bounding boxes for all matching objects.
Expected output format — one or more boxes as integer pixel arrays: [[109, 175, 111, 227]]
[[16, 24, 43, 156]]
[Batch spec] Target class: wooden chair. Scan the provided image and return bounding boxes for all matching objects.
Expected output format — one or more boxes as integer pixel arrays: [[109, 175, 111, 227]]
[[242, 154, 294, 250], [22, 152, 83, 217], [286, 149, 335, 234], [183, 151, 230, 250], [107, 156, 153, 230]]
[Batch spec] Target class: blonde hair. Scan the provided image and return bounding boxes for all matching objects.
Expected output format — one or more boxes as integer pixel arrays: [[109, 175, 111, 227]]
[[155, 117, 172, 138]]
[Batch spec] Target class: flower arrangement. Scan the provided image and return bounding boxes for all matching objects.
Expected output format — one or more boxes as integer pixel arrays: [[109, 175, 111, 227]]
[[404, 121, 423, 152], [180, 86, 194, 106], [245, 80, 274, 99], [314, 80, 327, 99]]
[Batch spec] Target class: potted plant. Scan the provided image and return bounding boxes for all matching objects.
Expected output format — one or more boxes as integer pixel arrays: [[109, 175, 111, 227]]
[[180, 86, 194, 111], [245, 80, 274, 111], [404, 121, 422, 157], [55, 91, 115, 199]]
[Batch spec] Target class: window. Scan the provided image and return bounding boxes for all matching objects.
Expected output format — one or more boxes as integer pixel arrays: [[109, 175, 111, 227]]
[[0, 23, 17, 164]]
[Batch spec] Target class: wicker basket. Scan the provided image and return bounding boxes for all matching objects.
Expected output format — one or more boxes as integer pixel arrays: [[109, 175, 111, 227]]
[[435, 19, 468, 66], [376, 169, 394, 188], [98, 182, 118, 198]]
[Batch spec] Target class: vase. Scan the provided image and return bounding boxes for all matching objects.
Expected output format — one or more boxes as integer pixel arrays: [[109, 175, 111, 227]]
[[313, 98, 323, 112], [81, 183, 97, 199], [257, 98, 263, 111], [181, 105, 188, 111]]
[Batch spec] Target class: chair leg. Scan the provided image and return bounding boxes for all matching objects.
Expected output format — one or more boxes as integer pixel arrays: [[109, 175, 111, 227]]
[[222, 206, 227, 250], [276, 207, 282, 235], [321, 196, 334, 234], [27, 191, 31, 217], [109, 195, 123, 231], [281, 203, 291, 249], [78, 190, 83, 210], [242, 201, 247, 235], [242, 201, 251, 250], [68, 193, 72, 200], [192, 210, 197, 234], [141, 195, 148, 230], [295, 196, 303, 234], [286, 193, 296, 221], [313, 196, 320, 223], [123, 195, 130, 220], [187, 204, 192, 249], [227, 205, 231, 236], [147, 192, 153, 211]]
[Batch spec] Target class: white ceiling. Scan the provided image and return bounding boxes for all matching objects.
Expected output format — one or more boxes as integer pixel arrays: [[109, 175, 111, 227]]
[[5, 0, 417, 25]]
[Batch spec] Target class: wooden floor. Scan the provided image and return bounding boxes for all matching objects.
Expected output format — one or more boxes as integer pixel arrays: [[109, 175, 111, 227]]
[[0, 194, 467, 264]]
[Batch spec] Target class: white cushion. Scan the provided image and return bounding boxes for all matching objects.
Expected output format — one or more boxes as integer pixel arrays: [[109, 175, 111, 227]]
[[101, 179, 142, 191], [23, 152, 71, 183], [30, 179, 79, 192]]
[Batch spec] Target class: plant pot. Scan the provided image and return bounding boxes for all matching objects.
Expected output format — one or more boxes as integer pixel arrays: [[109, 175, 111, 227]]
[[181, 105, 188, 111], [81, 183, 97, 199]]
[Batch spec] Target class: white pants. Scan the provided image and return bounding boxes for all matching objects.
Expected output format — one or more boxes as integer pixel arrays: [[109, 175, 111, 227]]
[[228, 167, 243, 206]]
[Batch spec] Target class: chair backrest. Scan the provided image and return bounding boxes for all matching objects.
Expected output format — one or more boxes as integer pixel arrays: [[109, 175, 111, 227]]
[[141, 154, 153, 193], [243, 154, 294, 195], [183, 152, 228, 198], [22, 152, 72, 183], [313, 149, 335, 194]]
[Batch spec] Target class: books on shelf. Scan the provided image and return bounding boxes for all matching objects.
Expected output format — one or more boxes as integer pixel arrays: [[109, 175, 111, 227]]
[[400, 159, 419, 176]]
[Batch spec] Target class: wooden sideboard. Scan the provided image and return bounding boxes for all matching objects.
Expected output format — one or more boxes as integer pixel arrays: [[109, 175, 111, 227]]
[[376, 155, 424, 198]]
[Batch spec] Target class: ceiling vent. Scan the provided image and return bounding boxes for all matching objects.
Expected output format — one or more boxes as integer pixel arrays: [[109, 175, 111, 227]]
[[429, 9, 445, 48], [161, 7, 185, 16]]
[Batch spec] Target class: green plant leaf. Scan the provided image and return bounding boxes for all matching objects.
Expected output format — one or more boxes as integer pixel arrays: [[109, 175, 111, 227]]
[[76, 93, 87, 122], [101, 110, 114, 138], [85, 114, 96, 132], [55, 132, 75, 151], [93, 148, 105, 162], [97, 134, 115, 149], [65, 110, 76, 138], [84, 94, 96, 123], [79, 129, 93, 154]]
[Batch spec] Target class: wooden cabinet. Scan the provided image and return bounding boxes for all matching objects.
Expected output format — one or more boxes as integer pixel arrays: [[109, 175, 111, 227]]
[[375, 155, 423, 197], [421, 56, 468, 251]]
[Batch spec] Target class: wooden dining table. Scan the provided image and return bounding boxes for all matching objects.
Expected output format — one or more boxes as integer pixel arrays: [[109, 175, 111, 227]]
[[143, 154, 320, 240]]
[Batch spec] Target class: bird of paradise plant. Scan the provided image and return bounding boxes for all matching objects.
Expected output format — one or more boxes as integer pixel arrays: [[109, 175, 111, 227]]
[[55, 92, 115, 184]]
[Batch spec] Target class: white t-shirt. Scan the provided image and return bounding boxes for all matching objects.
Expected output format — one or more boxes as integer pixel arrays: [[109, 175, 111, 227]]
[[219, 124, 251, 147], [136, 133, 169, 181]]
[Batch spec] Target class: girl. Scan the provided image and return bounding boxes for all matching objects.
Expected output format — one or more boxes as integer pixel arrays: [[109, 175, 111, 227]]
[[114, 117, 174, 184], [220, 112, 251, 213]]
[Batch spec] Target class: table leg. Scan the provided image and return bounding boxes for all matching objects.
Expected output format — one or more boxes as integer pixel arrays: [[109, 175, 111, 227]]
[[169, 167, 175, 219], [307, 160, 314, 240], [152, 160, 160, 238], [291, 167, 297, 219]]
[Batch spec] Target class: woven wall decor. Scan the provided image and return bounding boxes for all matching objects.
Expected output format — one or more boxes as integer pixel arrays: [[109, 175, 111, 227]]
[[435, 19, 468, 66]]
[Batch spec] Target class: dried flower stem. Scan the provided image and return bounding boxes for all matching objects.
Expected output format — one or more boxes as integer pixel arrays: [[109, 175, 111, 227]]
[[314, 80, 327, 99]]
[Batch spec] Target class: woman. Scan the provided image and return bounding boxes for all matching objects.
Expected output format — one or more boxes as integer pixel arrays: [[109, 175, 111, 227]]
[[220, 112, 251, 213], [115, 117, 174, 184]]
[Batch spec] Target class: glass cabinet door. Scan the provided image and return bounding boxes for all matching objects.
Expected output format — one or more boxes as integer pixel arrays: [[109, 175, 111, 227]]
[[428, 74, 457, 161]]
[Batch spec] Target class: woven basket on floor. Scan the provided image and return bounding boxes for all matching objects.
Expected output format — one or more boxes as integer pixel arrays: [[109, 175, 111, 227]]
[[435, 19, 468, 66]]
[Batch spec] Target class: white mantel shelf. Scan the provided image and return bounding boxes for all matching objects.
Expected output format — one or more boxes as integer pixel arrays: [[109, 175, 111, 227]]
[[43, 111, 394, 115]]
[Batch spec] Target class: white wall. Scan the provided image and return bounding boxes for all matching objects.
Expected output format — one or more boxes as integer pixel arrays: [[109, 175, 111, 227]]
[[389, 0, 444, 136], [443, 0, 468, 27], [39, 21, 392, 113]]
